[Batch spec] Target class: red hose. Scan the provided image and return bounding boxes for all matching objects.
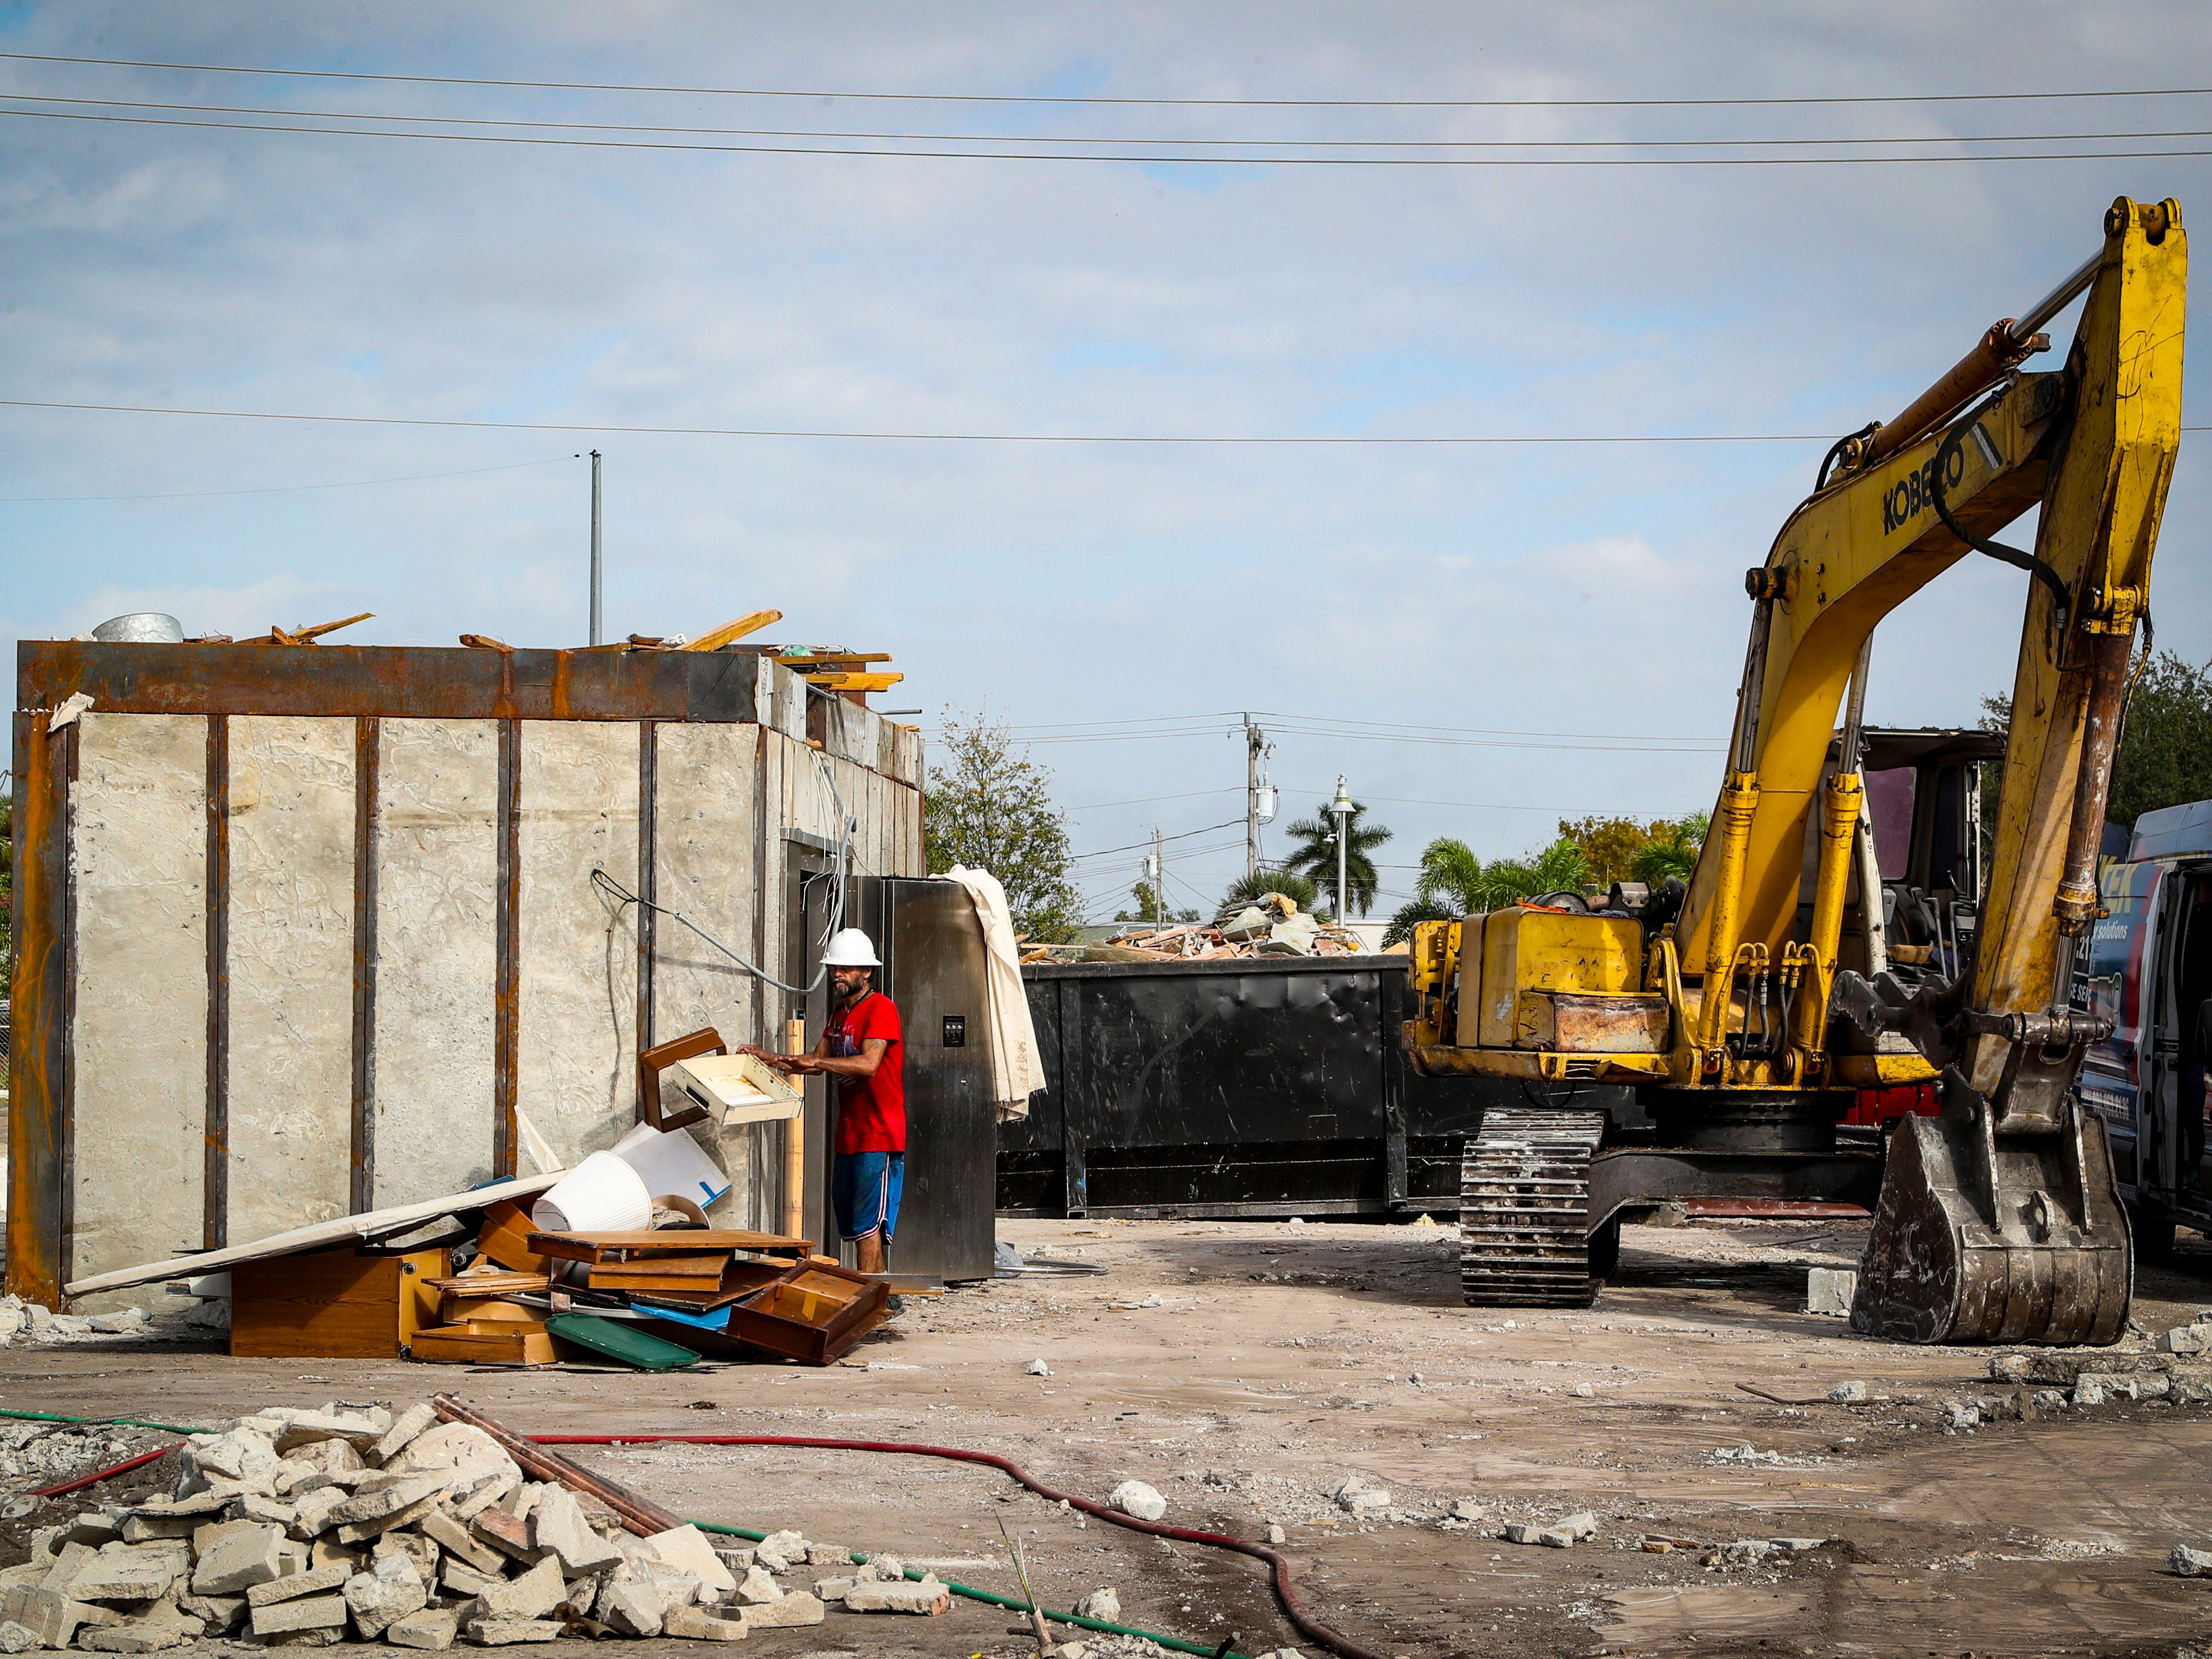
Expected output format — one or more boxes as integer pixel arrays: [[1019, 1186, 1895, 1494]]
[[530, 1432, 1385, 1659], [30, 1443, 178, 1498]]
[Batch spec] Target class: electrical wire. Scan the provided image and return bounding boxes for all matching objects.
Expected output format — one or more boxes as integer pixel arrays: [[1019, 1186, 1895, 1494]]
[[9, 102, 2212, 165], [1067, 817, 1247, 861], [0, 453, 570, 504], [6, 51, 2209, 112], [0, 395, 1869, 444], [11, 91, 2212, 153], [591, 749, 855, 994]]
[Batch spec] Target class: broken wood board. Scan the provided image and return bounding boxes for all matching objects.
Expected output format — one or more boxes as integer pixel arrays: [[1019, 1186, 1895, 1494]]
[[528, 1229, 810, 1263], [410, 1323, 559, 1366], [65, 1171, 563, 1298]]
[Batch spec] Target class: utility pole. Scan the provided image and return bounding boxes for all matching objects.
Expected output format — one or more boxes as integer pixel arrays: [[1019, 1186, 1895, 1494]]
[[1149, 828, 1164, 931], [588, 449, 603, 647], [1244, 714, 1263, 878], [1330, 775, 1354, 926]]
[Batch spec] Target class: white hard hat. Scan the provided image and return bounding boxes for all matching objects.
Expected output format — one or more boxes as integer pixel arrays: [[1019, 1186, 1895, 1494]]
[[821, 927, 882, 968]]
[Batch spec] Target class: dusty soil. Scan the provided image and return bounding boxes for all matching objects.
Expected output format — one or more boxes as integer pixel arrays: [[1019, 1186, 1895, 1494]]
[[8, 1216, 2212, 1659]]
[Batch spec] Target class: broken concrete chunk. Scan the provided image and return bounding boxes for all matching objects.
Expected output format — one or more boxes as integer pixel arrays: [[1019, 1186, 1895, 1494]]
[[59, 1516, 121, 1550], [812, 1577, 854, 1603], [1073, 1588, 1120, 1623], [179, 1593, 247, 1633], [1805, 1267, 1856, 1316], [855, 1555, 904, 1583], [419, 1509, 504, 1577], [193, 1524, 288, 1596], [246, 1562, 350, 1608], [68, 1542, 189, 1603], [530, 1486, 624, 1576], [450, 1468, 522, 1523], [599, 1580, 666, 1638], [39, 1543, 94, 1593], [227, 1492, 299, 1529], [116, 1516, 196, 1545], [369, 1404, 437, 1467], [643, 1524, 737, 1598], [750, 1530, 809, 1573], [325, 1474, 447, 1531], [2164, 1325, 2212, 1356], [2173, 1544, 2212, 1577], [1107, 1481, 1166, 1522], [801, 1543, 853, 1569], [185, 1430, 282, 1488], [471, 1507, 541, 1565], [335, 1490, 443, 1546], [0, 1623, 38, 1656], [0, 1584, 88, 1649], [732, 1565, 783, 1606], [384, 1424, 518, 1486], [441, 1562, 500, 1600], [375, 1530, 441, 1586], [250, 1592, 349, 1637], [1501, 1521, 1542, 1545], [841, 1577, 946, 1615], [1558, 1511, 1598, 1541], [664, 1603, 750, 1641], [476, 1557, 564, 1622], [463, 1616, 562, 1645], [343, 1551, 428, 1639], [1828, 1381, 1868, 1403], [288, 1487, 350, 1539], [273, 1413, 384, 1457], [738, 1590, 827, 1627], [384, 1607, 459, 1651], [79, 1620, 190, 1653], [1945, 1402, 1981, 1429]]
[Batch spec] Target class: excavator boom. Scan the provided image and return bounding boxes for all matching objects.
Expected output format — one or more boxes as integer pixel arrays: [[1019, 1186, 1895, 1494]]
[[1406, 197, 2186, 1342]]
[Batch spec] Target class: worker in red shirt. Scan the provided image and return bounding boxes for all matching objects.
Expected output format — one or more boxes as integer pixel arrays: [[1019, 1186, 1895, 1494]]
[[751, 928, 906, 1275]]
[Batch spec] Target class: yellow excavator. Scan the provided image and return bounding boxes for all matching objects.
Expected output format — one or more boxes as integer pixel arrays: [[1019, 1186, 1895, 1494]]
[[1405, 196, 2186, 1344]]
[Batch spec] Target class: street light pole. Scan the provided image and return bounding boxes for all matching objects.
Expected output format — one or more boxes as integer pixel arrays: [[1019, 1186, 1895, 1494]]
[[1329, 775, 1353, 926], [588, 449, 603, 647], [1244, 713, 1263, 878]]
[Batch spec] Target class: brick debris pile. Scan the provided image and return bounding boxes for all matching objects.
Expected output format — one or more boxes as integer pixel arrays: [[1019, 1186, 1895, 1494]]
[[0, 1401, 954, 1651]]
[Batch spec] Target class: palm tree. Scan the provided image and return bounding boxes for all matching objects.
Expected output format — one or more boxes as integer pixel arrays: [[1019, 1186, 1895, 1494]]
[[1218, 867, 1321, 914], [1382, 836, 1593, 945], [1629, 813, 1708, 886], [1278, 801, 1393, 918]]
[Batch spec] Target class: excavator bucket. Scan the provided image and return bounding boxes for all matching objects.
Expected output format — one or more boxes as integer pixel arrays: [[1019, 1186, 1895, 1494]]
[[1851, 1070, 2132, 1345]]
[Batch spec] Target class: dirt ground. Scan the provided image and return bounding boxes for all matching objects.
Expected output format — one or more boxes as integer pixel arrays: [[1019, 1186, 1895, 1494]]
[[8, 1214, 2212, 1659]]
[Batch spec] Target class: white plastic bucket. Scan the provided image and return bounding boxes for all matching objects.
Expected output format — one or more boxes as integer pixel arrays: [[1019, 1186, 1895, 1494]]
[[532, 1150, 653, 1233], [611, 1121, 733, 1213]]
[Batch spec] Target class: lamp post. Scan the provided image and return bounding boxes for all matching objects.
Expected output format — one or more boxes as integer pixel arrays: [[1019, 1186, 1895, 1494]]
[[1329, 775, 1354, 926]]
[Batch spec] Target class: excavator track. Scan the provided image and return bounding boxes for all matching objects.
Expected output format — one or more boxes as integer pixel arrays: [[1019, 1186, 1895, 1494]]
[[1460, 1108, 1608, 1307]]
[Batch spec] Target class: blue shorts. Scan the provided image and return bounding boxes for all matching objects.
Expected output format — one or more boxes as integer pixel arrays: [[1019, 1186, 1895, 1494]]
[[833, 1151, 904, 1243]]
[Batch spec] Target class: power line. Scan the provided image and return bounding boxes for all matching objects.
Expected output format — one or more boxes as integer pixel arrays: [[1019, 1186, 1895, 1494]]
[[1065, 786, 1242, 811], [0, 453, 570, 504], [10, 91, 2212, 153], [6, 51, 2208, 112], [9, 102, 2212, 165], [0, 396, 1856, 445], [1068, 818, 1247, 861]]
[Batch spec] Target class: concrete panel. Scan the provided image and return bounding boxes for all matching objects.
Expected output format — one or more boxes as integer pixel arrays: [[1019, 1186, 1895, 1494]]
[[69, 712, 208, 1304], [652, 722, 767, 1218], [225, 716, 355, 1242], [517, 721, 641, 1167], [372, 718, 499, 1205]]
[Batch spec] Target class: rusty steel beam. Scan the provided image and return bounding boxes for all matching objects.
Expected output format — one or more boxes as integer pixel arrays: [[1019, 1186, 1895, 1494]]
[[349, 716, 380, 1215], [493, 721, 521, 1179], [7, 712, 69, 1308], [203, 716, 231, 1249], [17, 641, 763, 724]]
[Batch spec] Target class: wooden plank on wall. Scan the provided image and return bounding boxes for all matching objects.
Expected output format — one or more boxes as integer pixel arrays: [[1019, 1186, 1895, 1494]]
[[7, 712, 70, 1308]]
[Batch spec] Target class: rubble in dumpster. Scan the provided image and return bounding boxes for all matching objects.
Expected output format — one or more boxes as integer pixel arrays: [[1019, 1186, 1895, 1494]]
[[0, 1398, 974, 1650], [1024, 891, 1370, 963]]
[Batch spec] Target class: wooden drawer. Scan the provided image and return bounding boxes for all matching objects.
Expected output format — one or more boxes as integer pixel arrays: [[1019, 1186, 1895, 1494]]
[[230, 1245, 444, 1359]]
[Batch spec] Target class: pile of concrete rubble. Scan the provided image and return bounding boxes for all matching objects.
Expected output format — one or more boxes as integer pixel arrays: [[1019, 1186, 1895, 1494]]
[[0, 1401, 950, 1651], [1029, 892, 1371, 963]]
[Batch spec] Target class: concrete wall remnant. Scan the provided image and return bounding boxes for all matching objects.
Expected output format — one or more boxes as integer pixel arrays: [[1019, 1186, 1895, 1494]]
[[9, 642, 924, 1305]]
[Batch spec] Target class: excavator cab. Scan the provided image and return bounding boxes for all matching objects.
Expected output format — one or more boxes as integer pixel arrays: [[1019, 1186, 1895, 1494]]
[[1408, 197, 2186, 1344]]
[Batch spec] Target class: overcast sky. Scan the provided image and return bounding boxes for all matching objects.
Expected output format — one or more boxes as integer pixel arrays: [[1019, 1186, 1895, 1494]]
[[4, 2, 2209, 921]]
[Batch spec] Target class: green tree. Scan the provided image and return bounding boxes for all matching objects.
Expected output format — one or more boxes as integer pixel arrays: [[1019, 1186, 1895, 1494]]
[[1218, 867, 1320, 914], [1382, 836, 1592, 945], [924, 709, 1079, 942], [1980, 650, 2212, 838], [1278, 800, 1393, 918], [1114, 881, 1197, 926], [1629, 813, 1708, 886]]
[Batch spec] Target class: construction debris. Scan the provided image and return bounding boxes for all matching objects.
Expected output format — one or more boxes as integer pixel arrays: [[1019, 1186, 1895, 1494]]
[[1025, 891, 1373, 964]]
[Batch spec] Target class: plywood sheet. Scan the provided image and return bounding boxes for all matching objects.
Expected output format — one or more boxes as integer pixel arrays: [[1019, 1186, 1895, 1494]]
[[517, 720, 641, 1166], [69, 712, 208, 1305], [224, 716, 355, 1243], [373, 718, 499, 1206]]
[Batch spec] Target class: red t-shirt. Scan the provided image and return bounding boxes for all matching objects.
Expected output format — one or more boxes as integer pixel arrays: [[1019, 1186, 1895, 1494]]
[[828, 991, 906, 1154]]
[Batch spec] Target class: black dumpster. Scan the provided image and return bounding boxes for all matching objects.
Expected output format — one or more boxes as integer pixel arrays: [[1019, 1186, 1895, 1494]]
[[997, 954, 1634, 1219]]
